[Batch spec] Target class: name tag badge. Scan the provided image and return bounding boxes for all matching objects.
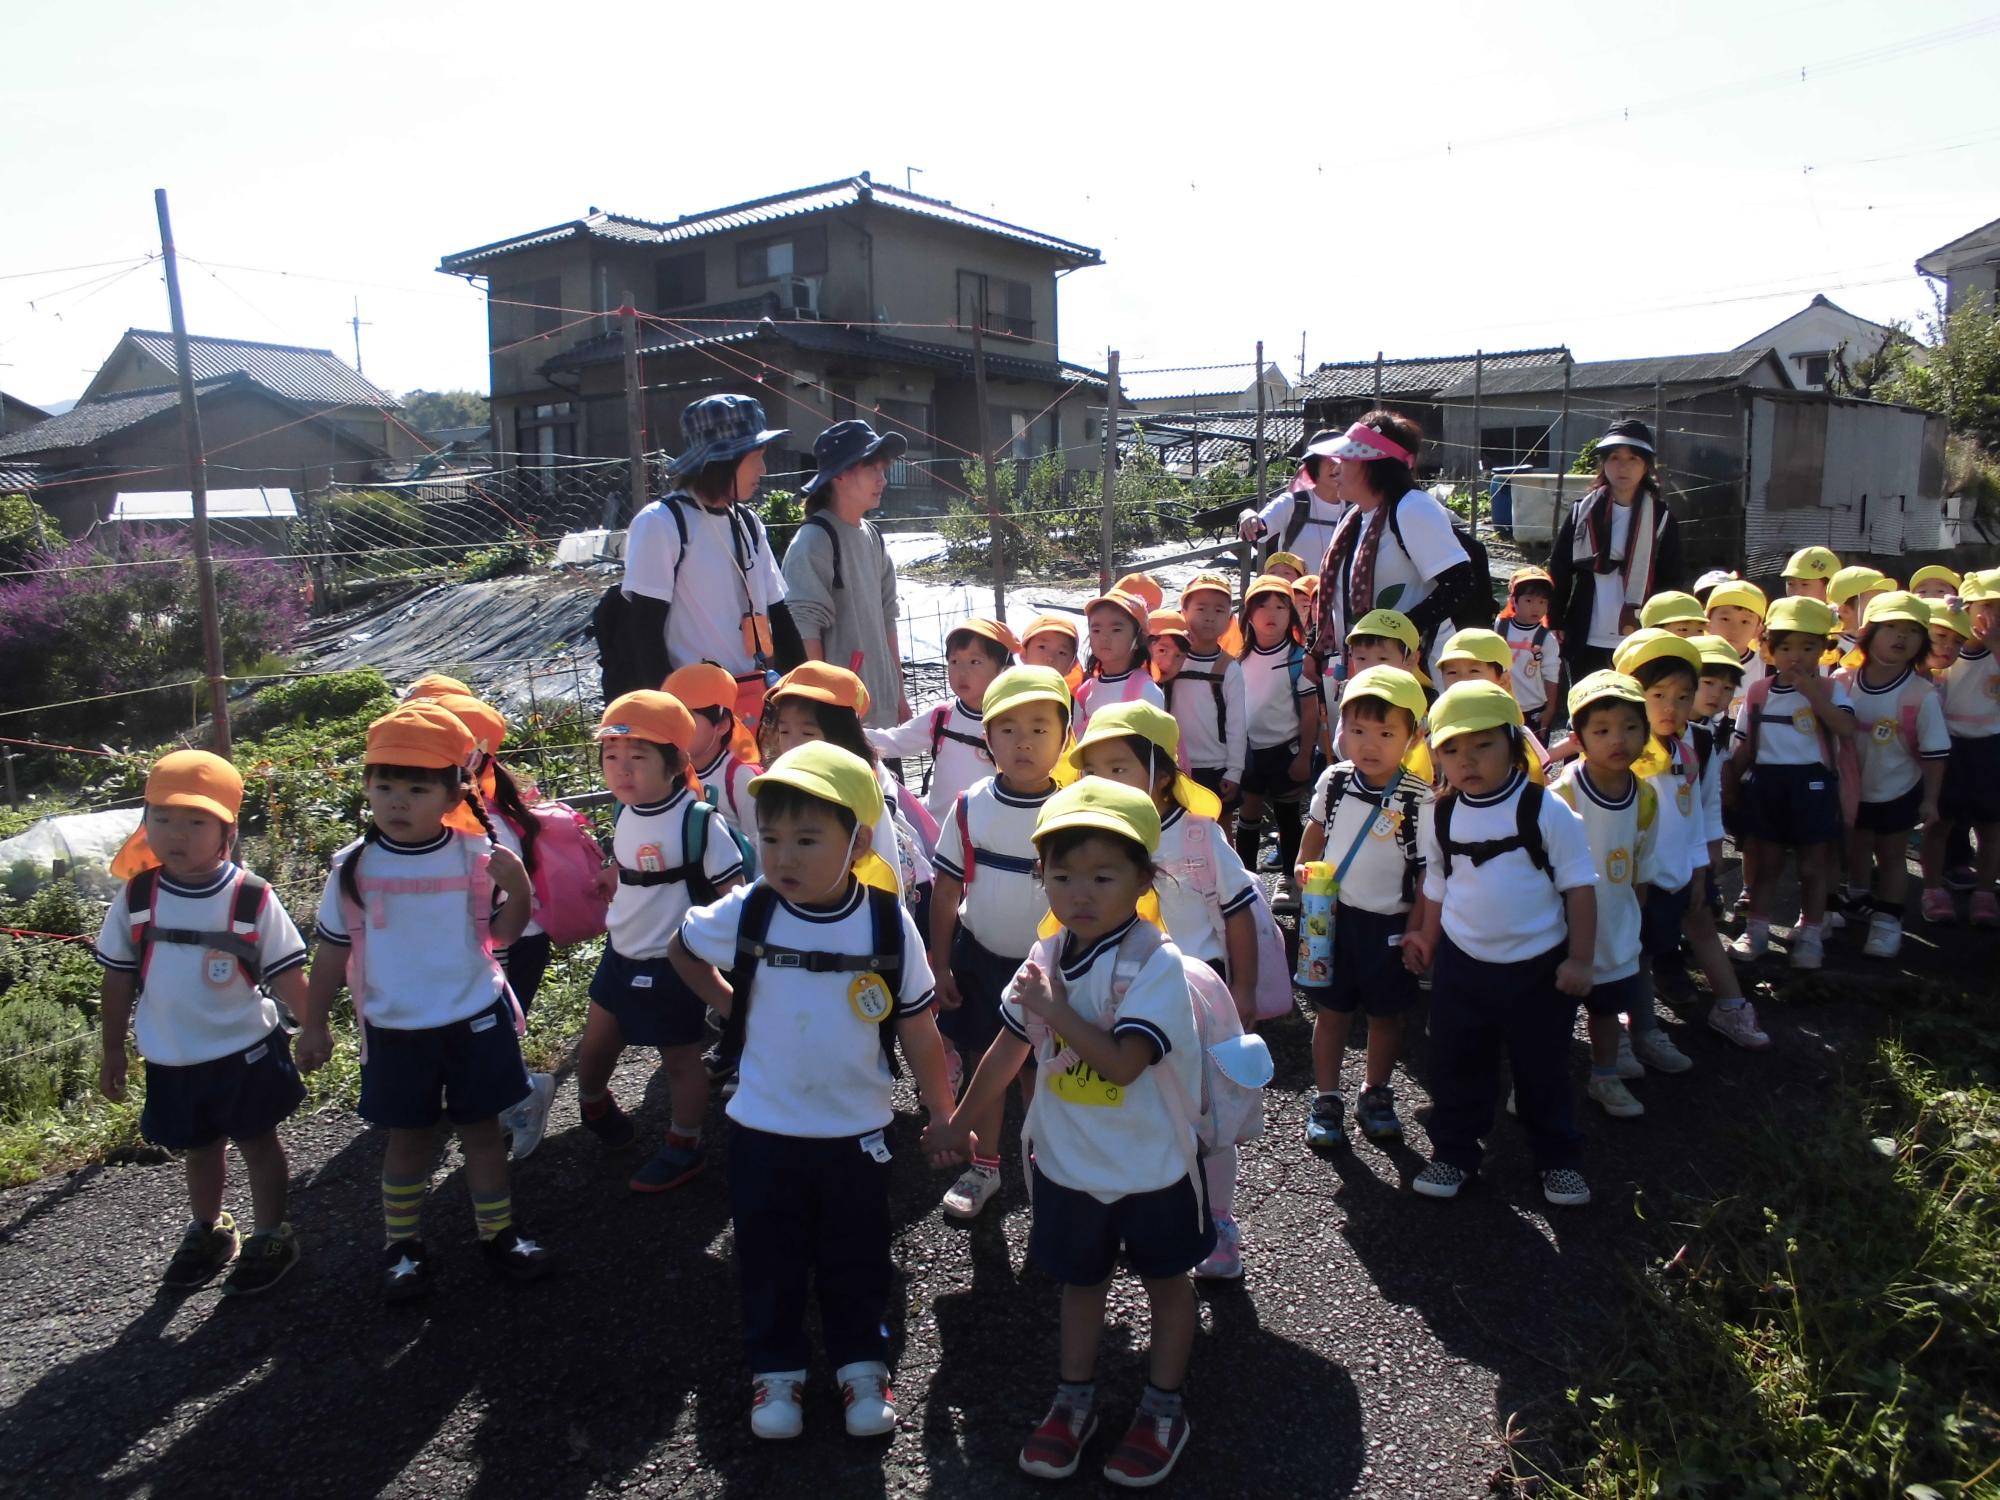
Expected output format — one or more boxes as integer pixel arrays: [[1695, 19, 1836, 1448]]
[[1370, 812, 1396, 840], [1050, 1052, 1125, 1108], [1608, 848, 1631, 885], [203, 951, 238, 988], [470, 1012, 498, 1033], [1872, 719, 1897, 744], [1677, 783, 1693, 815], [849, 973, 894, 1024], [636, 842, 664, 873], [859, 1129, 891, 1164], [1792, 708, 1817, 733]]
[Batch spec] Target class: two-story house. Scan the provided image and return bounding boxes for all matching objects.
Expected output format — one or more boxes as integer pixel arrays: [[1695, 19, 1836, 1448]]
[[438, 172, 1105, 514]]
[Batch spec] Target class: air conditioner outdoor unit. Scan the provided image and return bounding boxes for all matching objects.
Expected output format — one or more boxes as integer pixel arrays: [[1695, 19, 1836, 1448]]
[[781, 275, 821, 318]]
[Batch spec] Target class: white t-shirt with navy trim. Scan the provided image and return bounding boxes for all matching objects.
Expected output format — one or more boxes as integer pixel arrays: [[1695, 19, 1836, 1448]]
[[314, 830, 507, 1031], [1942, 646, 2000, 740], [1501, 620, 1563, 715], [1167, 650, 1247, 780], [1735, 678, 1855, 766], [1727, 647, 1767, 724], [681, 880, 935, 1140], [1242, 640, 1312, 749], [1552, 765, 1660, 983], [1307, 762, 1431, 917], [695, 748, 761, 847], [622, 495, 787, 678], [1000, 917, 1203, 1202], [1154, 806, 1257, 966], [933, 775, 1054, 959], [96, 862, 307, 1067], [1640, 732, 1710, 892], [606, 788, 745, 959], [1418, 771, 1597, 964], [1074, 669, 1166, 739], [868, 697, 993, 820], [1837, 665, 1950, 804]]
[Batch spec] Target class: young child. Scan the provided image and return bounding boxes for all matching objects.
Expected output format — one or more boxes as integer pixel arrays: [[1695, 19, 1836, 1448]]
[[1434, 628, 1515, 688], [1295, 666, 1431, 1150], [1497, 567, 1562, 736], [1727, 597, 1858, 966], [924, 779, 1212, 1488], [1835, 593, 1948, 955], [1023, 614, 1084, 693], [1550, 673, 1660, 1120], [1236, 574, 1321, 910], [1403, 682, 1599, 1206], [404, 671, 471, 701], [930, 665, 1072, 1219], [1075, 589, 1164, 736], [1909, 565, 1960, 605], [97, 751, 311, 1295], [1927, 605, 1971, 680], [868, 618, 1017, 820], [1638, 591, 1707, 639], [1176, 573, 1249, 810], [1782, 546, 1840, 601], [1263, 551, 1309, 585], [1704, 579, 1768, 727], [1932, 570, 2000, 926], [1829, 566, 1892, 667], [667, 743, 954, 1441], [1686, 638, 1769, 1048], [1071, 700, 1263, 1279], [580, 691, 744, 1192], [299, 702, 548, 1299], [1148, 607, 1192, 709], [668, 660, 762, 842]]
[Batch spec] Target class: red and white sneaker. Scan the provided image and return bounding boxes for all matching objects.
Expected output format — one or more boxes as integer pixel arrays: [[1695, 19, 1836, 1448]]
[[1020, 1399, 1098, 1480], [749, 1369, 806, 1440], [836, 1360, 896, 1437], [1102, 1407, 1191, 1488]]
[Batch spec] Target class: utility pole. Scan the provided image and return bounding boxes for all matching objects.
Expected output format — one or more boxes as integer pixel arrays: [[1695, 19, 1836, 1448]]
[[154, 189, 231, 755], [970, 277, 1006, 617], [617, 294, 645, 529], [1099, 350, 1120, 590], [1250, 338, 1267, 592], [1554, 358, 1575, 512], [349, 297, 372, 376], [1470, 349, 1484, 531], [1373, 350, 1384, 406], [1299, 330, 1307, 384], [1654, 376, 1667, 492]]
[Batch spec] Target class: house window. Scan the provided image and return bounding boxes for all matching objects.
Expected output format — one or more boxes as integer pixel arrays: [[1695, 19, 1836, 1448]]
[[517, 400, 576, 481], [736, 226, 827, 286], [957, 272, 1033, 339], [1798, 352, 1831, 388], [495, 278, 562, 340], [654, 252, 706, 309], [989, 407, 1034, 461], [875, 397, 932, 452], [1479, 425, 1551, 469]]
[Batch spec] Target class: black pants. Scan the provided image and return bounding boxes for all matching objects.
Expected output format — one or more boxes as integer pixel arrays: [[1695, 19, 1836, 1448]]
[[728, 1121, 893, 1374], [1427, 936, 1581, 1173]]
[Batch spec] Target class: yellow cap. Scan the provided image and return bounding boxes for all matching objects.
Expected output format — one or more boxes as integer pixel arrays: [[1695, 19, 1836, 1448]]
[[403, 672, 471, 703], [1033, 776, 1162, 855], [1113, 573, 1166, 613], [1341, 665, 1428, 723], [1639, 591, 1707, 629], [1829, 565, 1890, 607], [1613, 629, 1704, 677], [1932, 606, 1975, 639], [1427, 680, 1523, 747], [1860, 590, 1932, 632], [1065, 700, 1221, 819], [1292, 574, 1320, 601], [1960, 569, 2000, 605], [1264, 551, 1308, 576], [1705, 579, 1768, 619], [1348, 608, 1419, 653], [748, 741, 883, 827], [1436, 627, 1512, 669], [1567, 669, 1647, 719], [1784, 546, 1841, 581], [982, 664, 1074, 726], [1908, 564, 1962, 592], [1766, 595, 1837, 637], [595, 690, 698, 749], [1690, 634, 1745, 673], [1180, 571, 1235, 606], [428, 693, 507, 756]]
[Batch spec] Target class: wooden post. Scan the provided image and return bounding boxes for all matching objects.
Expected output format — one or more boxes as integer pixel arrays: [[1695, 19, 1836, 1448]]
[[1249, 339, 1267, 593], [1654, 376, 1667, 491], [616, 295, 645, 529], [1098, 349, 1119, 590], [1373, 350, 1384, 405], [1554, 358, 1574, 512], [971, 278, 1006, 618], [1470, 348, 1484, 531], [154, 189, 231, 756]]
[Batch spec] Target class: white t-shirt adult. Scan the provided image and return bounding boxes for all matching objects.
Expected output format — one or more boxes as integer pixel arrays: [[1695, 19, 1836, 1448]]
[[1587, 504, 1634, 647], [1001, 918, 1203, 1202], [314, 830, 507, 1031], [932, 776, 1056, 958], [1551, 765, 1660, 982], [1306, 763, 1431, 916], [1153, 807, 1258, 966], [1242, 641, 1312, 749], [606, 788, 747, 958], [1255, 485, 1348, 574], [1736, 679, 1855, 766], [1167, 650, 1247, 781], [1332, 490, 1469, 643], [1418, 771, 1597, 964], [1838, 666, 1950, 803], [622, 493, 787, 678], [1942, 646, 2000, 739], [680, 880, 935, 1139], [96, 863, 308, 1067]]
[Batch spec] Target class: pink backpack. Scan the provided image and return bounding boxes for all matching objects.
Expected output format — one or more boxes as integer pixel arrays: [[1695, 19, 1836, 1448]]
[[522, 800, 610, 944], [1178, 816, 1295, 1021]]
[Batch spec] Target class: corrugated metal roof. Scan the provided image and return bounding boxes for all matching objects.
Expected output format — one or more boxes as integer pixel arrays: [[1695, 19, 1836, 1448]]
[[111, 487, 298, 521], [1301, 347, 1569, 403], [441, 176, 1101, 271], [121, 330, 400, 409], [1433, 348, 1781, 400]]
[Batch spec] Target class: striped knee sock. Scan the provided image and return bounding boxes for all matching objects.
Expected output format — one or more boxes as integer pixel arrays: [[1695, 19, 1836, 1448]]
[[382, 1173, 426, 1245], [473, 1192, 513, 1241]]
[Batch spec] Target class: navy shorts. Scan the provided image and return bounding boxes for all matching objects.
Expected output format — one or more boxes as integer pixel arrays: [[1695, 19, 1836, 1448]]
[[1641, 881, 1693, 962], [1738, 762, 1841, 847], [590, 944, 707, 1049], [1942, 735, 2000, 825], [940, 926, 1023, 1062], [1027, 1163, 1216, 1286], [1854, 781, 1925, 836], [1189, 766, 1243, 811], [1583, 969, 1650, 1019], [1240, 741, 1304, 800], [358, 996, 530, 1129], [141, 1025, 305, 1152], [1307, 903, 1418, 1016]]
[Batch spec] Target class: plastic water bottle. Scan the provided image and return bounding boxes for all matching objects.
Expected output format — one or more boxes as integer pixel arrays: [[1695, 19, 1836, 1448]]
[[1293, 861, 1336, 987]]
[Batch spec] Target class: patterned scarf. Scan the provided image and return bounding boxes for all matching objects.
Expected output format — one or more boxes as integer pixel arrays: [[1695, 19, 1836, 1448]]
[[1574, 484, 1659, 622]]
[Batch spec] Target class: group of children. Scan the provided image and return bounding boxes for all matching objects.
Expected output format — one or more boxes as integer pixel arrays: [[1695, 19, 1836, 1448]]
[[91, 536, 2000, 1486]]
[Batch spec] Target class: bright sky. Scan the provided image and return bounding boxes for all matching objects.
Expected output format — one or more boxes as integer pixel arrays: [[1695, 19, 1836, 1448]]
[[5, 0, 1998, 412]]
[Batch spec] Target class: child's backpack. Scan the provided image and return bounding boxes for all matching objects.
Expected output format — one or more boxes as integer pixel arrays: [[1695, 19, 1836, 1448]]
[[1434, 781, 1554, 882], [892, 778, 940, 862], [700, 777, 761, 882], [614, 799, 755, 907], [1385, 497, 1495, 633], [1168, 668, 1229, 755], [922, 702, 993, 798], [524, 800, 611, 944], [1730, 677, 1862, 827], [952, 790, 1040, 889], [1315, 766, 1425, 906], [721, 880, 906, 1074], [125, 866, 272, 997], [1174, 815, 1293, 1021]]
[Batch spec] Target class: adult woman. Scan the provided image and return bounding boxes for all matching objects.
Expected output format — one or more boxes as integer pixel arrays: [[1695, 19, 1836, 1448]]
[[1239, 428, 1350, 572], [782, 419, 910, 728], [1310, 410, 1473, 668], [1546, 418, 1684, 679]]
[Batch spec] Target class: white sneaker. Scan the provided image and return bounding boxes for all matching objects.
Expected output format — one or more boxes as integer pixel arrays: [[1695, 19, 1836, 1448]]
[[1542, 1168, 1592, 1207], [942, 1165, 1002, 1220], [1612, 1030, 1646, 1080], [1729, 922, 1770, 961], [750, 1370, 807, 1440], [1862, 914, 1902, 959], [1589, 1074, 1645, 1118], [1630, 1028, 1693, 1075], [1708, 1001, 1771, 1049], [836, 1360, 897, 1437], [1790, 929, 1823, 970], [502, 1072, 556, 1160]]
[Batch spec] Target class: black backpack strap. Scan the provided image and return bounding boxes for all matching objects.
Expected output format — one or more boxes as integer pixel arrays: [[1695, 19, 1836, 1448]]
[[866, 884, 905, 1077], [1174, 668, 1229, 750], [719, 883, 781, 1061], [1436, 782, 1552, 881], [722, 883, 905, 1076], [805, 512, 845, 591], [1517, 782, 1551, 877], [1436, 793, 1457, 880]]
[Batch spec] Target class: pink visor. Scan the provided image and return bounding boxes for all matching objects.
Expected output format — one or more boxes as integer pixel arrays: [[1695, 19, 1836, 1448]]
[[1326, 421, 1414, 466]]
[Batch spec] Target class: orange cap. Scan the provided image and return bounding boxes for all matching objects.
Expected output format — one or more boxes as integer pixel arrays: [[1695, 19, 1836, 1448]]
[[663, 661, 739, 712], [1243, 573, 1299, 609], [595, 690, 697, 749], [1022, 613, 1081, 646], [404, 672, 471, 703], [144, 750, 244, 822], [1085, 590, 1149, 632], [950, 617, 1022, 656], [368, 701, 479, 770], [766, 661, 871, 717], [1148, 607, 1191, 638], [1292, 574, 1320, 601], [1113, 572, 1165, 613], [428, 693, 507, 756], [1180, 571, 1234, 606]]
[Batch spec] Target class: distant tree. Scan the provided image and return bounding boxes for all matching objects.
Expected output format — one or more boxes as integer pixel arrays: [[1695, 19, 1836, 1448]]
[[400, 389, 490, 433], [1835, 288, 2000, 448]]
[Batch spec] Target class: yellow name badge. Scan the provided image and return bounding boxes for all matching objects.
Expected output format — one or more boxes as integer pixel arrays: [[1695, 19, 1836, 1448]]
[[848, 973, 894, 1024], [1872, 718, 1897, 744], [1677, 782, 1693, 815], [1049, 1045, 1125, 1108], [1792, 708, 1817, 733], [1607, 848, 1631, 885], [203, 951, 238, 989]]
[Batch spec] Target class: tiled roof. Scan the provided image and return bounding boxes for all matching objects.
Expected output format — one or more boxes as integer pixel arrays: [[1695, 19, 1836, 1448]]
[[1433, 348, 1781, 399], [115, 330, 400, 409], [1121, 411, 1307, 469], [440, 175, 1102, 271], [1301, 348, 1570, 403], [0, 459, 52, 492], [0, 380, 226, 458]]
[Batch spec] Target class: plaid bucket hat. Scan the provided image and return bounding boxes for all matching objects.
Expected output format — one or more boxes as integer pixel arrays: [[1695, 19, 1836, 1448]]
[[666, 394, 788, 479]]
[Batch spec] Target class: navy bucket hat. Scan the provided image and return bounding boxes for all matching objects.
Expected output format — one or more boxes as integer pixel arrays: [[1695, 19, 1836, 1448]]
[[803, 419, 909, 494], [666, 394, 788, 479]]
